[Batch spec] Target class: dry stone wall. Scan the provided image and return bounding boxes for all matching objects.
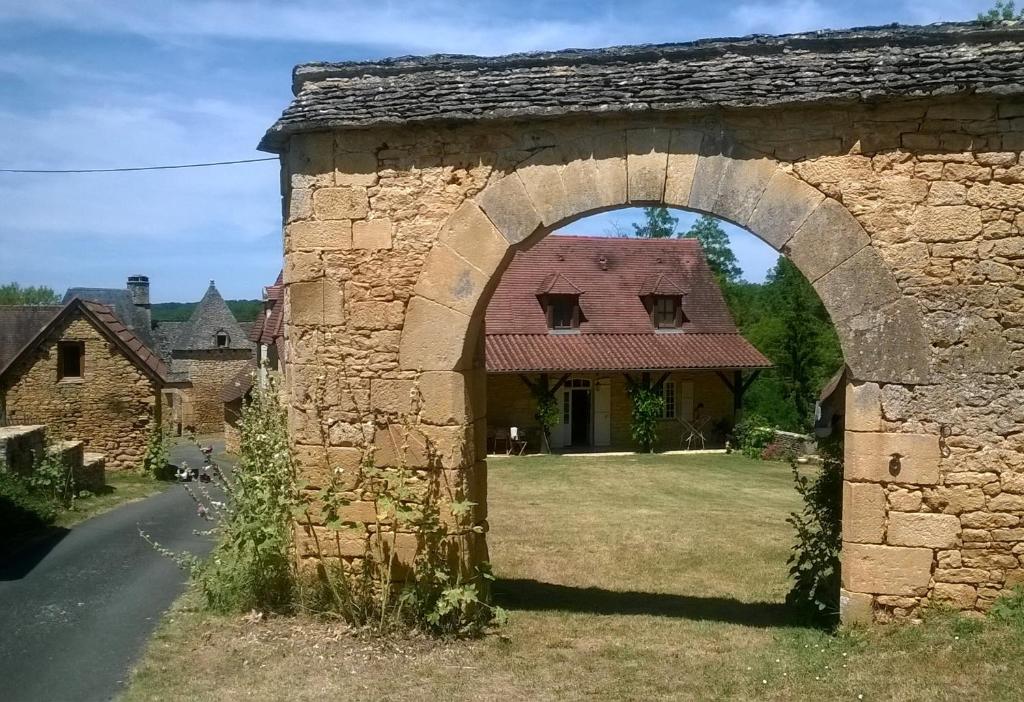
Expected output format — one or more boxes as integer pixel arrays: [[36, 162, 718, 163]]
[[276, 94, 1024, 621], [1, 316, 160, 471]]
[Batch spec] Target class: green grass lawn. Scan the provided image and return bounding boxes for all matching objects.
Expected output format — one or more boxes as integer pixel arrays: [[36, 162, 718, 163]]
[[124, 453, 1024, 701]]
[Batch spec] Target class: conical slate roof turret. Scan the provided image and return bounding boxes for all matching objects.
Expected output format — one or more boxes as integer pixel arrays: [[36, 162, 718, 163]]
[[173, 280, 252, 351]]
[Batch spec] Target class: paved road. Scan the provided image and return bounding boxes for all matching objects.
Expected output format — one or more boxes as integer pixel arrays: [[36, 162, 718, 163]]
[[0, 440, 227, 702]]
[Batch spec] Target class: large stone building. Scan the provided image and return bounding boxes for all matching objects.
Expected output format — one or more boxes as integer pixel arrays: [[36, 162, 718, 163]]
[[485, 235, 769, 451], [259, 22, 1024, 622], [0, 299, 168, 470]]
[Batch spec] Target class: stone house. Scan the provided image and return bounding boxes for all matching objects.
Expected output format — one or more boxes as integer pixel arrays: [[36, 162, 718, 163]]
[[158, 281, 254, 435], [486, 235, 770, 451], [0, 298, 168, 471]]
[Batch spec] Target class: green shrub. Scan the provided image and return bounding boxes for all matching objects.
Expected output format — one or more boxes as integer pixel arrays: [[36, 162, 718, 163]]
[[627, 383, 665, 453], [733, 414, 776, 459], [143, 424, 175, 480], [785, 439, 842, 624], [990, 586, 1024, 627]]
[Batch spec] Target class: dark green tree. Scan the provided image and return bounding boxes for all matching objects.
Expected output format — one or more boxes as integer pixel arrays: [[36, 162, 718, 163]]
[[0, 283, 60, 305], [680, 215, 742, 283], [631, 207, 678, 238], [979, 0, 1023, 22]]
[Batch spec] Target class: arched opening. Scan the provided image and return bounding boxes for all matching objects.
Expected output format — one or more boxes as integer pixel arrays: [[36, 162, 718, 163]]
[[399, 131, 933, 624], [478, 203, 843, 626]]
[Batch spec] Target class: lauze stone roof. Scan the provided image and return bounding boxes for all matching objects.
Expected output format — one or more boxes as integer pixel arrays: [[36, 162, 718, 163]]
[[484, 235, 770, 373], [173, 282, 253, 352], [260, 21, 1024, 150]]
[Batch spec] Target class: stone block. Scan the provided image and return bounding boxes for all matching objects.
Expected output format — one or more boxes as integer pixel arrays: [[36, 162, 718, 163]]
[[887, 512, 961, 548], [418, 370, 485, 426], [843, 481, 886, 544], [961, 512, 1019, 529], [295, 524, 367, 559], [334, 151, 378, 186], [663, 129, 703, 207], [833, 298, 931, 385], [286, 221, 352, 251], [842, 543, 933, 596], [906, 205, 982, 242], [399, 296, 477, 371], [626, 128, 669, 203], [283, 250, 324, 283], [707, 153, 777, 226], [287, 280, 325, 326], [476, 173, 542, 245], [931, 582, 977, 609], [934, 568, 989, 584], [437, 202, 511, 278], [287, 187, 313, 223], [746, 171, 824, 250], [370, 379, 418, 417], [313, 187, 369, 220], [813, 246, 901, 323], [845, 431, 940, 485], [787, 198, 871, 283], [372, 425, 429, 469], [688, 132, 735, 212], [293, 444, 363, 490], [420, 424, 476, 469], [845, 382, 883, 433], [413, 242, 489, 317], [288, 132, 334, 188], [889, 489, 923, 512], [988, 493, 1024, 512], [516, 147, 572, 226], [561, 132, 627, 214], [839, 589, 875, 624], [349, 300, 404, 331], [352, 218, 393, 249], [923, 486, 987, 515]]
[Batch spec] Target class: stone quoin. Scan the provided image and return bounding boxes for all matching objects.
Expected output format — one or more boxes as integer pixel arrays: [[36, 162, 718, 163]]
[[260, 22, 1024, 623]]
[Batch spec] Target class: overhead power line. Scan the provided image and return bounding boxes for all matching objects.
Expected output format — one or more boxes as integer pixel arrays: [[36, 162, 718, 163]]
[[0, 157, 278, 174]]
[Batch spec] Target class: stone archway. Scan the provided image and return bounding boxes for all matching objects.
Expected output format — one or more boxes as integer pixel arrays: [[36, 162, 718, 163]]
[[263, 23, 1024, 623]]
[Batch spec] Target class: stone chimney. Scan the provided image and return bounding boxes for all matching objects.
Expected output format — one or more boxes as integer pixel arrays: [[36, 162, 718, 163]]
[[127, 275, 150, 308]]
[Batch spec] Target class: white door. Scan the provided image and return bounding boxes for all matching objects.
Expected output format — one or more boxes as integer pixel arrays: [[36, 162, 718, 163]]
[[594, 378, 611, 446], [679, 380, 695, 421], [550, 389, 570, 449]]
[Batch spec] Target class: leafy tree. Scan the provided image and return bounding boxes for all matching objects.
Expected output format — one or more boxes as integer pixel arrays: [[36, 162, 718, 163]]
[[0, 283, 60, 305], [738, 258, 842, 431], [680, 215, 742, 283], [979, 0, 1023, 22], [631, 207, 678, 238]]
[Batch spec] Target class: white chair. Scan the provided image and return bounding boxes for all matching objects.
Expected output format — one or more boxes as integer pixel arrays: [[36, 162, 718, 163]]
[[510, 426, 528, 455]]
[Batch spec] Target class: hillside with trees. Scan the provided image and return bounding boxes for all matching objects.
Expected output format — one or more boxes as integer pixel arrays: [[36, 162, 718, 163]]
[[151, 299, 262, 323]]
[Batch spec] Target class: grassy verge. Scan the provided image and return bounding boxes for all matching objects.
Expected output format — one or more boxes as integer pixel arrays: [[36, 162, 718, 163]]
[[55, 471, 172, 528], [124, 453, 1024, 701]]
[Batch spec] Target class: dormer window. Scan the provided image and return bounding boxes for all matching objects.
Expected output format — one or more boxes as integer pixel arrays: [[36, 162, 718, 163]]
[[547, 294, 580, 330], [650, 295, 686, 329], [215, 331, 229, 348]]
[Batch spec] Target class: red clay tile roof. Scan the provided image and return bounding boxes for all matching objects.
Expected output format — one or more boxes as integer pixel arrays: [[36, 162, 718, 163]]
[[250, 272, 284, 346], [484, 235, 771, 373]]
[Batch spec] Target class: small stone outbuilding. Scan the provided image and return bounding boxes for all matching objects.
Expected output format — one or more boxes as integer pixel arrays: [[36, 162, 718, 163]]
[[0, 299, 168, 470]]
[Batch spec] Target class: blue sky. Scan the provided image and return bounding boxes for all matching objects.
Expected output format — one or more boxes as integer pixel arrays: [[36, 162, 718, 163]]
[[0, 0, 992, 302]]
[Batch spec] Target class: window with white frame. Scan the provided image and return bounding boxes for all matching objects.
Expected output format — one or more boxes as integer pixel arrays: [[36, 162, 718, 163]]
[[662, 380, 676, 419]]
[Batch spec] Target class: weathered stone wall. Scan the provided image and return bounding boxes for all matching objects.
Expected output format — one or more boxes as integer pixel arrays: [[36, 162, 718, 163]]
[[1, 316, 160, 471], [224, 397, 243, 455], [173, 351, 252, 434], [278, 94, 1024, 620]]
